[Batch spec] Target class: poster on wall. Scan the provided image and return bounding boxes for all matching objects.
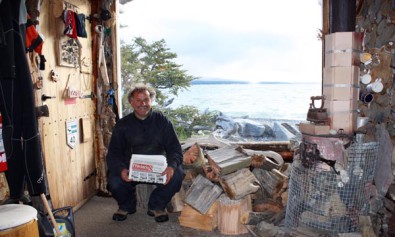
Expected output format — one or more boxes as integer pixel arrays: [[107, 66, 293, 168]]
[[58, 37, 80, 68], [66, 120, 78, 149]]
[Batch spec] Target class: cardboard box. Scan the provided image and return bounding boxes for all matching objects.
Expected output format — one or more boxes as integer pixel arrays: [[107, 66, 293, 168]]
[[324, 100, 358, 134], [325, 32, 362, 52], [129, 154, 167, 184], [298, 122, 330, 135], [325, 51, 360, 67]]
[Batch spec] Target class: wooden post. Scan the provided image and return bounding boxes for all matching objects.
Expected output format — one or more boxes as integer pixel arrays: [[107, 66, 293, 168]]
[[218, 194, 252, 235]]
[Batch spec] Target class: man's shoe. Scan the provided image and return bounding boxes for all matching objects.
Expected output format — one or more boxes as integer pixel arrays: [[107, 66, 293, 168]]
[[112, 209, 136, 221], [147, 209, 169, 223]]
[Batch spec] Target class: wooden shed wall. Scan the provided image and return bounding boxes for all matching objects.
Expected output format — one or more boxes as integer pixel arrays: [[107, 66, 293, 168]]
[[36, 0, 97, 208]]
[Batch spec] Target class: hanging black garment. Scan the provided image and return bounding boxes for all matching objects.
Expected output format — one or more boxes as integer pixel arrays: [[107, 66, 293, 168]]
[[0, 0, 46, 198], [74, 12, 87, 38]]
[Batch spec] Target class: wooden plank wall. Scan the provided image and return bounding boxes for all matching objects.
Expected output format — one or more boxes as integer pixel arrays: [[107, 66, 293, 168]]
[[37, 0, 97, 208]]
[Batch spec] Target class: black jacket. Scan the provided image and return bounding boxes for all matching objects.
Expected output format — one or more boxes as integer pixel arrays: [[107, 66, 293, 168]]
[[106, 110, 183, 176]]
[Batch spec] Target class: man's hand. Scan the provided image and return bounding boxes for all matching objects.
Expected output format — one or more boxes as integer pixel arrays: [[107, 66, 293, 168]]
[[161, 166, 175, 185], [121, 168, 133, 182]]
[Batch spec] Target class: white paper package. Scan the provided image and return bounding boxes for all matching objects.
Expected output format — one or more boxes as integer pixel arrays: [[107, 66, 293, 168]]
[[128, 154, 167, 184]]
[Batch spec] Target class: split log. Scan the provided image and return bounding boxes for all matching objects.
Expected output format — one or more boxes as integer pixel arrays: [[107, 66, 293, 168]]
[[243, 149, 284, 170], [184, 174, 223, 214], [218, 194, 252, 235], [182, 142, 205, 169], [181, 134, 226, 150], [278, 151, 294, 162], [273, 178, 288, 204], [205, 146, 251, 176], [253, 201, 283, 213], [280, 190, 288, 207], [219, 168, 260, 200], [178, 202, 218, 231], [203, 152, 222, 182], [252, 168, 288, 198], [236, 142, 293, 162]]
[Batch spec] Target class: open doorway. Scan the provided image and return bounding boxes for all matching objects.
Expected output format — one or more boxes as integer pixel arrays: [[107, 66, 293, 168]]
[[118, 0, 323, 141]]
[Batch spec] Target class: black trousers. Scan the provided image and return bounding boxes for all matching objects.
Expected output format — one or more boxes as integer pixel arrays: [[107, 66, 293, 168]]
[[107, 165, 185, 212], [0, 0, 46, 198]]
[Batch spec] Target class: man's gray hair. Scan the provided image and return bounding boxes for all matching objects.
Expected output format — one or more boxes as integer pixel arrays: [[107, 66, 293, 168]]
[[128, 83, 156, 102]]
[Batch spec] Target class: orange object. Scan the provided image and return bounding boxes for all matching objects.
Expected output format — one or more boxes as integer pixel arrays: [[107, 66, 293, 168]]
[[25, 14, 43, 54]]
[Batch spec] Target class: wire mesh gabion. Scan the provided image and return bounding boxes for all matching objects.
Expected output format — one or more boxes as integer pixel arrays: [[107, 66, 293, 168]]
[[285, 141, 379, 234]]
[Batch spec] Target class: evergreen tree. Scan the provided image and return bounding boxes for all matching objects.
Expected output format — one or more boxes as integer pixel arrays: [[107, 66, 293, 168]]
[[121, 37, 197, 115]]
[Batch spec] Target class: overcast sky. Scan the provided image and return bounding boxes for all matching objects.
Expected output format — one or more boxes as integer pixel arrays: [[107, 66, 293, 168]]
[[118, 0, 323, 83]]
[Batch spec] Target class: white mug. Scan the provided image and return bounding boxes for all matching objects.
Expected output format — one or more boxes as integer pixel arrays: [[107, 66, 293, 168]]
[[366, 78, 384, 93], [360, 73, 372, 85]]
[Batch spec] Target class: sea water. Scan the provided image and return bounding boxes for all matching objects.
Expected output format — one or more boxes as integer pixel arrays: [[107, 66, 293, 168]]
[[166, 83, 322, 121]]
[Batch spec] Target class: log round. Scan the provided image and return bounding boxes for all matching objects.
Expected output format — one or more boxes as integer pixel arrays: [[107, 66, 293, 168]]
[[217, 194, 251, 235]]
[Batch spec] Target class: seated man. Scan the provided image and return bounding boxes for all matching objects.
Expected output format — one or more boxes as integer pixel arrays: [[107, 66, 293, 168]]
[[107, 83, 185, 222]]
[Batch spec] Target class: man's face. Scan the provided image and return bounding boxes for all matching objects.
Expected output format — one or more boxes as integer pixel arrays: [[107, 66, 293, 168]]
[[130, 90, 152, 119]]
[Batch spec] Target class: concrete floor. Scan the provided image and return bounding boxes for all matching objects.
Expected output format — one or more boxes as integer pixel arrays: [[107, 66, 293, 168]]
[[74, 195, 254, 237]]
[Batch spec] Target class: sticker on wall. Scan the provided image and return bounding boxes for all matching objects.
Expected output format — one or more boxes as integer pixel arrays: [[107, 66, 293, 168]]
[[66, 120, 78, 149]]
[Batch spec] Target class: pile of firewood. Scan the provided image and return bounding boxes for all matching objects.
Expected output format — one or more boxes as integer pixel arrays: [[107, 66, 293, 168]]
[[176, 142, 292, 236]]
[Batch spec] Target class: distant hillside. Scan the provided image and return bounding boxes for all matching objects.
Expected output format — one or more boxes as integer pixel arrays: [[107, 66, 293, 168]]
[[191, 80, 249, 85], [191, 78, 296, 85]]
